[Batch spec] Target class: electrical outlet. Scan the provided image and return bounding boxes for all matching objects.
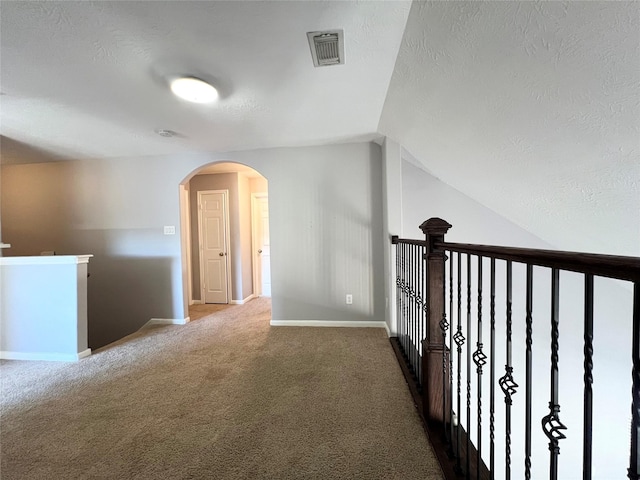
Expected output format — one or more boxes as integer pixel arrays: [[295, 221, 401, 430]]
[[346, 294, 353, 305]]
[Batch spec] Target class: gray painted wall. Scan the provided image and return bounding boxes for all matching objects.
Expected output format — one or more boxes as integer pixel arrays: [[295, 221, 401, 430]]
[[1, 142, 385, 348]]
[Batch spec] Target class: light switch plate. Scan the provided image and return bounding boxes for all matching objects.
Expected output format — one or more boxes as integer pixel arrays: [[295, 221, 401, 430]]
[[164, 226, 176, 235]]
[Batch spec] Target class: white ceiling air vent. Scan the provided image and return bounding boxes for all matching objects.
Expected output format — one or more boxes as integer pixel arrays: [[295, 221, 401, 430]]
[[307, 30, 344, 67]]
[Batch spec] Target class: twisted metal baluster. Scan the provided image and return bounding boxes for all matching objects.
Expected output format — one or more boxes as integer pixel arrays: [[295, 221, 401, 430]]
[[489, 258, 496, 480], [396, 243, 403, 355], [449, 249, 455, 451], [628, 282, 639, 480], [413, 245, 420, 378], [410, 244, 416, 375], [499, 261, 518, 480], [584, 274, 593, 480], [453, 252, 465, 474], [472, 256, 486, 479], [418, 244, 423, 382], [440, 252, 450, 441], [404, 243, 410, 360], [466, 254, 472, 478], [398, 243, 404, 355], [542, 268, 567, 480], [525, 265, 533, 480]]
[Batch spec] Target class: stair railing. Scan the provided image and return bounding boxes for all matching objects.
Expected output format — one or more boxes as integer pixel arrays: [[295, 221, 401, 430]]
[[391, 218, 640, 480]]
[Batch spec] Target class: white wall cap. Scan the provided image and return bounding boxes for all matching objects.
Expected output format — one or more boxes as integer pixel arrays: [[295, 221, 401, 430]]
[[0, 255, 93, 266]]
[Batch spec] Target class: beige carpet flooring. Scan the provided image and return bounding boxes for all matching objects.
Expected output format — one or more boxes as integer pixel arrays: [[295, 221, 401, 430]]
[[1, 298, 443, 479]]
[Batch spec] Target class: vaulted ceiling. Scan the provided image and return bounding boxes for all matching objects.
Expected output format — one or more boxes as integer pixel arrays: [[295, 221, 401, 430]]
[[379, 1, 639, 255], [1, 1, 638, 255]]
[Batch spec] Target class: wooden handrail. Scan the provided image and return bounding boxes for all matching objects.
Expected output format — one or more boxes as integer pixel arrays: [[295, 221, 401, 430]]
[[437, 241, 640, 282], [391, 235, 427, 247], [393, 235, 640, 281]]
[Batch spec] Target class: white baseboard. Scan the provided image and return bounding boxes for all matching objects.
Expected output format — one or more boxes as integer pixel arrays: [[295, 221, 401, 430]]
[[270, 320, 387, 329], [191, 299, 203, 305], [145, 317, 191, 327], [1, 348, 92, 362], [230, 294, 256, 305], [384, 322, 392, 337]]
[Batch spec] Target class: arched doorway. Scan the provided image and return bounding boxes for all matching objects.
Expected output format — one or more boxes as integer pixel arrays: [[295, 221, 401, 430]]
[[179, 162, 270, 314]]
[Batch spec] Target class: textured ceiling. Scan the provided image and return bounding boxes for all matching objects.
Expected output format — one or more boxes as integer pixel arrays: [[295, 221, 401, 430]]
[[0, 0, 410, 161], [379, 1, 640, 255], [2, 1, 638, 256]]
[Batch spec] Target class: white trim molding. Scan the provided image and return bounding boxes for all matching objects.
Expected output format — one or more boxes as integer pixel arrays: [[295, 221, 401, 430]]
[[1, 348, 91, 362], [0, 254, 93, 266], [270, 320, 387, 329], [146, 317, 191, 327], [230, 294, 256, 305]]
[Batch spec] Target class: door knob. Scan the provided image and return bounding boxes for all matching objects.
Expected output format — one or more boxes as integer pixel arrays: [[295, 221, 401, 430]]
[[258, 249, 263, 254], [219, 252, 224, 256]]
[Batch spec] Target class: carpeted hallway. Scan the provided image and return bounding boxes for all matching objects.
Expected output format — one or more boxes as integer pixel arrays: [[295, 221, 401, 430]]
[[1, 297, 443, 479]]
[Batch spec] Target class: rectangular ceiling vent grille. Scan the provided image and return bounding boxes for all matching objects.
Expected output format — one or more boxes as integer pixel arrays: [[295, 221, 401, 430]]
[[307, 30, 344, 67]]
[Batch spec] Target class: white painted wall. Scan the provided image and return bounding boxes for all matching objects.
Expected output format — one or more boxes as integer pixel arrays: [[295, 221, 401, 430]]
[[0, 255, 92, 361]]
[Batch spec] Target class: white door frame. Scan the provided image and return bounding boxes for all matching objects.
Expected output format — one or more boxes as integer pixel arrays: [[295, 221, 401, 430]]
[[198, 189, 231, 304], [251, 192, 269, 297], [179, 184, 194, 306]]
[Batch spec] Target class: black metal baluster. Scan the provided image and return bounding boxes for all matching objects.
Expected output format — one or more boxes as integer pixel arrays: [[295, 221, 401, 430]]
[[466, 254, 472, 479], [629, 282, 640, 480], [490, 258, 496, 480], [417, 244, 422, 381], [525, 264, 533, 480], [473, 256, 486, 479], [418, 245, 423, 385], [404, 244, 411, 356], [454, 252, 465, 474], [415, 244, 420, 379], [416, 244, 420, 380], [396, 243, 401, 352], [418, 246, 427, 384], [440, 250, 450, 440], [542, 268, 567, 480], [414, 245, 422, 378], [395, 242, 399, 344], [410, 244, 415, 375], [400, 243, 405, 355], [584, 274, 594, 480], [499, 261, 518, 480], [449, 250, 455, 449], [404, 243, 409, 360], [423, 244, 428, 385]]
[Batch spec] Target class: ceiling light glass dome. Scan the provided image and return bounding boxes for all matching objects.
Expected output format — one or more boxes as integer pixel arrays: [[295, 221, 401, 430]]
[[170, 77, 218, 103]]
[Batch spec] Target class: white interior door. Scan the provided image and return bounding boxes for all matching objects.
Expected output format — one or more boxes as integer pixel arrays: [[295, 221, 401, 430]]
[[199, 191, 229, 304], [253, 195, 271, 297]]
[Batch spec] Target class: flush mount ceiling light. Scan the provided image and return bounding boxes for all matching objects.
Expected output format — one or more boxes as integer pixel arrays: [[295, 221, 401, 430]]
[[170, 76, 218, 103]]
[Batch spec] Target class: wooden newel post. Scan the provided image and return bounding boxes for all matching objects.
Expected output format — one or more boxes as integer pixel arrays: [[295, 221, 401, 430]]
[[419, 217, 452, 425]]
